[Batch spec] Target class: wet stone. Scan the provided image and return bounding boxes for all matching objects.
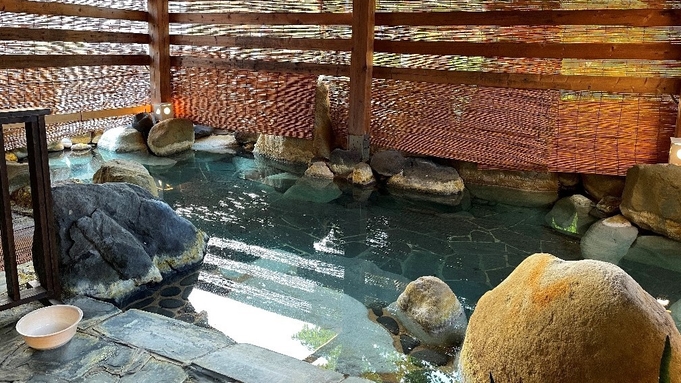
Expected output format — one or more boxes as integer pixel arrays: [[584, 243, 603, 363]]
[[377, 316, 400, 335], [65, 296, 121, 329], [126, 297, 156, 310], [145, 306, 175, 318], [368, 301, 385, 317], [410, 349, 450, 367], [181, 286, 195, 300], [160, 298, 186, 309], [119, 357, 187, 383], [96, 309, 235, 364], [400, 334, 421, 355], [160, 286, 182, 297], [180, 272, 200, 287]]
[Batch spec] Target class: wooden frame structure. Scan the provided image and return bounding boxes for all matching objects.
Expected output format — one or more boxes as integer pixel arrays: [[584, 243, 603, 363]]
[[1, 1, 679, 135], [0, 108, 60, 310]]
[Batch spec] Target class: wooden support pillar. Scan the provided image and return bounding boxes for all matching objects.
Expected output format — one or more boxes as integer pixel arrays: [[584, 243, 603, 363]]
[[676, 98, 681, 138], [347, 0, 375, 161], [148, 0, 171, 105]]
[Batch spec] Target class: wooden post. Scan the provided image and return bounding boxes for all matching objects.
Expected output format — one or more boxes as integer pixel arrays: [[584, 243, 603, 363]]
[[148, 0, 171, 105], [676, 99, 681, 137], [347, 0, 375, 161]]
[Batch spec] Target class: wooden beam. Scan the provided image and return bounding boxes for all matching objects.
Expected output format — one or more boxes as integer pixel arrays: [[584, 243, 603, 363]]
[[375, 9, 681, 27], [372, 66, 681, 95], [348, 0, 375, 145], [148, 0, 171, 104], [169, 12, 352, 25], [170, 35, 352, 51], [0, 55, 150, 69], [171, 56, 350, 77], [0, 27, 150, 44], [1, 0, 148, 21], [374, 41, 681, 61], [2, 106, 151, 129]]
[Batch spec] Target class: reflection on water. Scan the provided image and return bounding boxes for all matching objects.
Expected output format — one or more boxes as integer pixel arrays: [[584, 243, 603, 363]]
[[49, 150, 681, 381]]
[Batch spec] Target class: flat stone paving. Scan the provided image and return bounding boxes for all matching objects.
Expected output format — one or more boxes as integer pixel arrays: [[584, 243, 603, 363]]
[[0, 297, 373, 383]]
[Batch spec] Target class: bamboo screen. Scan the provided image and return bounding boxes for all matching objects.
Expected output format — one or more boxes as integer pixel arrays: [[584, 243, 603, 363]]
[[0, 0, 150, 150], [169, 0, 353, 138]]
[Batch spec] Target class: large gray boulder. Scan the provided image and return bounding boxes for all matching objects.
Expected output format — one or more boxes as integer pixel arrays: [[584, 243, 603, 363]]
[[387, 158, 464, 196], [460, 253, 681, 383], [370, 150, 406, 177], [93, 159, 158, 197], [387, 276, 467, 347], [545, 194, 597, 237], [580, 215, 638, 264], [621, 164, 681, 241], [253, 134, 314, 165], [51, 183, 207, 307], [329, 148, 361, 176], [454, 161, 565, 207], [147, 118, 195, 157], [582, 173, 625, 201], [624, 235, 681, 274], [97, 127, 148, 153]]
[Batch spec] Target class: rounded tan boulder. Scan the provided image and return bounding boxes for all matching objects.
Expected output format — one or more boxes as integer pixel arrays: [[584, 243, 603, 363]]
[[147, 118, 195, 157], [460, 253, 681, 383], [388, 276, 467, 346]]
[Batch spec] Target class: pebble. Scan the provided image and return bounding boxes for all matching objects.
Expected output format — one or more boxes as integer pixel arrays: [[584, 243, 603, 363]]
[[399, 334, 421, 355], [161, 286, 182, 297], [376, 316, 400, 335], [410, 349, 450, 367]]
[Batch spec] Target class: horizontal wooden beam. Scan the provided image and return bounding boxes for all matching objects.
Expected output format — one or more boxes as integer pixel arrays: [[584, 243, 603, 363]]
[[375, 9, 681, 27], [0, 27, 150, 44], [374, 41, 681, 61], [171, 56, 350, 76], [2, 105, 150, 130], [0, 55, 150, 69], [169, 12, 352, 25], [0, 0, 148, 22], [372, 66, 681, 94], [170, 35, 352, 51]]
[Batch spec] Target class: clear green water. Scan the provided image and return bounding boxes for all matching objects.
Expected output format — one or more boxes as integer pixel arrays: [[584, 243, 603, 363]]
[[53, 149, 681, 381]]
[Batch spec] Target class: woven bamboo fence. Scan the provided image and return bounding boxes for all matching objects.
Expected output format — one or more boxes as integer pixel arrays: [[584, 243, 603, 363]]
[[0, 0, 150, 150], [1, 0, 680, 175]]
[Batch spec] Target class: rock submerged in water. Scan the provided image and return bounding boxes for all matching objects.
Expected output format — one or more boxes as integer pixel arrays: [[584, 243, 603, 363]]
[[580, 214, 638, 264], [388, 276, 467, 347], [387, 158, 465, 196], [51, 182, 207, 307], [620, 164, 681, 242], [545, 194, 597, 237], [93, 159, 158, 197], [460, 253, 681, 383]]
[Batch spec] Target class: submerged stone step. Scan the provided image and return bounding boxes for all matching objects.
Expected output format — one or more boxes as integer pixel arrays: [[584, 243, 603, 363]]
[[193, 343, 372, 383]]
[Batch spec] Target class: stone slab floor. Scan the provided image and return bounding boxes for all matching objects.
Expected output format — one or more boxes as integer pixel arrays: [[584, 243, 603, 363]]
[[0, 297, 371, 383]]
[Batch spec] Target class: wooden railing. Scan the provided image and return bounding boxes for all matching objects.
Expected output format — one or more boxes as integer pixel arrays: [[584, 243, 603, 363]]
[[0, 109, 60, 310]]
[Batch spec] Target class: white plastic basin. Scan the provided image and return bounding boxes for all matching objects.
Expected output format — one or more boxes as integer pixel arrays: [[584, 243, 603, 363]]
[[15, 305, 83, 350]]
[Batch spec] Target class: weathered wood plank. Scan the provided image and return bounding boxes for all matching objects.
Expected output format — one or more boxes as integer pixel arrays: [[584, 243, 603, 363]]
[[0, 55, 150, 69], [374, 41, 681, 61], [372, 66, 681, 94], [0, 27, 150, 44], [169, 12, 352, 25], [375, 9, 681, 27], [1, 0, 148, 22], [149, 0, 171, 104], [171, 56, 350, 77], [170, 35, 352, 51], [348, 0, 375, 140]]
